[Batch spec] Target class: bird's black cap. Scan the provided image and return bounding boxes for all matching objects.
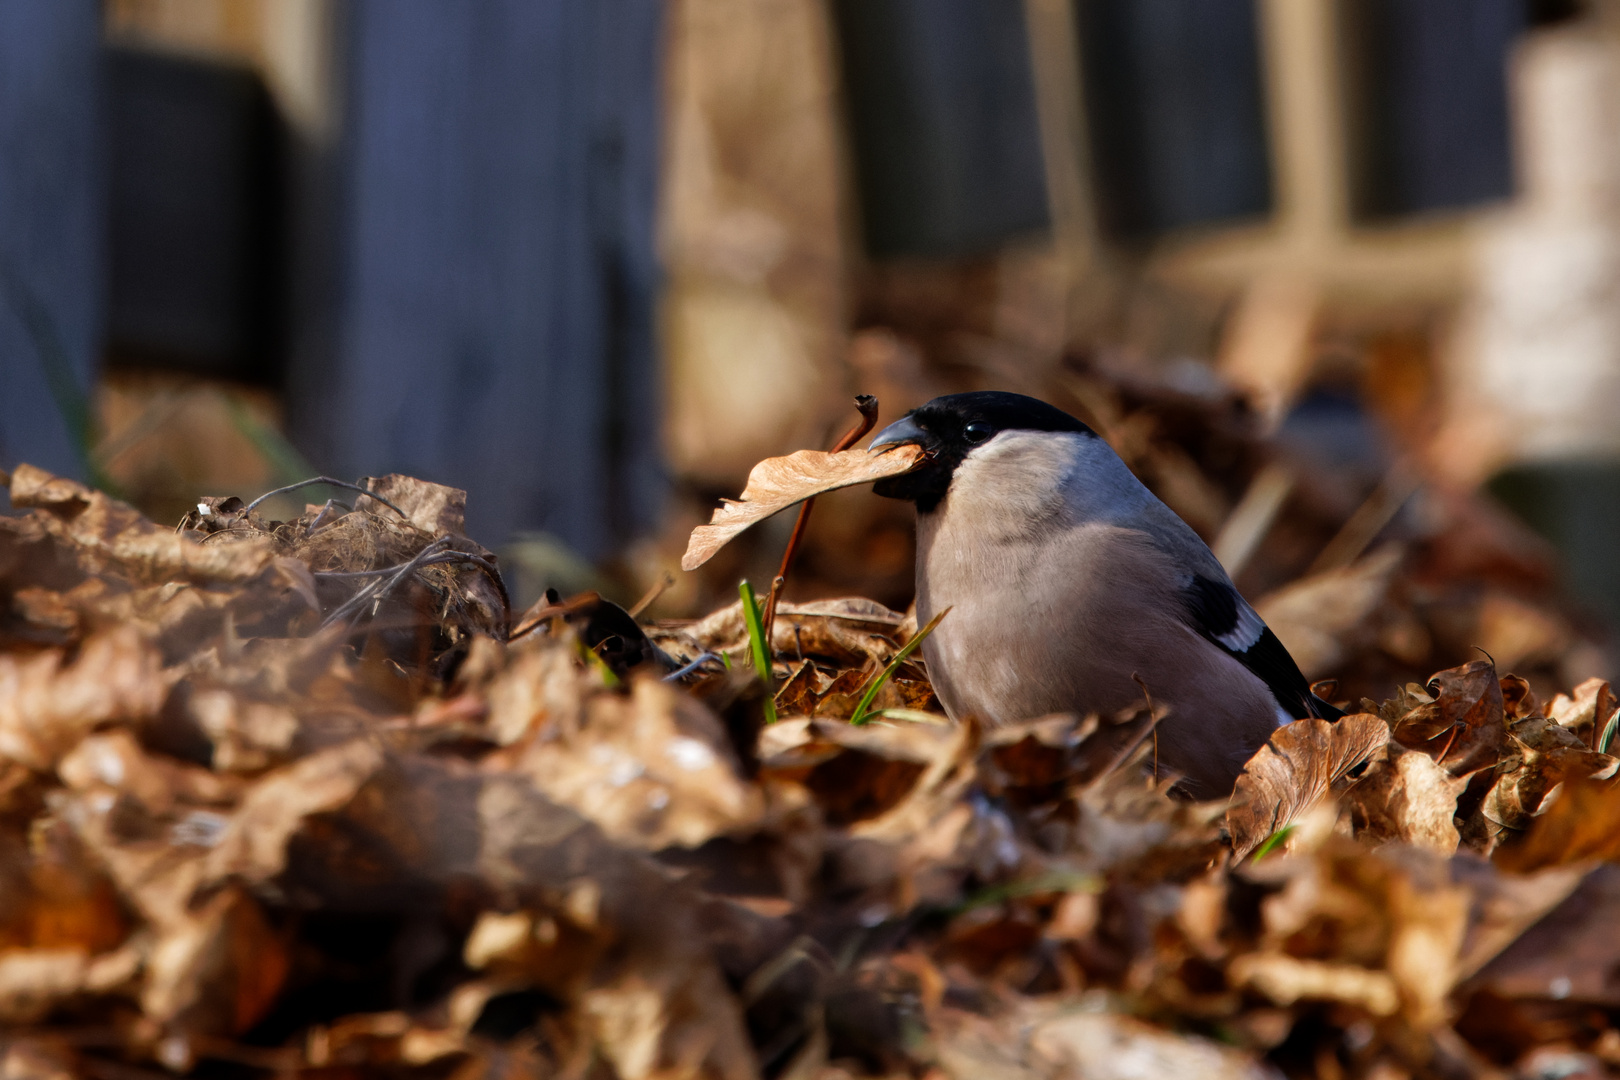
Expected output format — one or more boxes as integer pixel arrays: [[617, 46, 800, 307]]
[[869, 391, 1095, 511]]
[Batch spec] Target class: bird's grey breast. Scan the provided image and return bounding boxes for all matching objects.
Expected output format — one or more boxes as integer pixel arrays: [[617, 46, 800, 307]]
[[912, 431, 1182, 725]]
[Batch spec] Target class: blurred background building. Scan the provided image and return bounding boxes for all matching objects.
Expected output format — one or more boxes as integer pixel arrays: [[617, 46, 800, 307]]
[[1, 0, 1617, 661]]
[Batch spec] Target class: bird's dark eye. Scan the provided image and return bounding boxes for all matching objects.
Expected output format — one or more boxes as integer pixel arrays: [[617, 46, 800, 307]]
[[963, 422, 994, 445]]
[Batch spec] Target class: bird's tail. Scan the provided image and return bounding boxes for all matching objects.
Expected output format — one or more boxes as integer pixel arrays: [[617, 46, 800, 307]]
[[1309, 692, 1345, 721]]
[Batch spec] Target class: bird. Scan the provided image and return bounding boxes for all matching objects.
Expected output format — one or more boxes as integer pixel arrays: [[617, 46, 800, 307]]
[[868, 390, 1340, 799]]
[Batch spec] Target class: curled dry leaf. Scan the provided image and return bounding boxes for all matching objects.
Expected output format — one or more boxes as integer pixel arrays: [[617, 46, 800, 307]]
[[1229, 714, 1390, 859], [680, 445, 924, 571], [1480, 716, 1617, 838], [1389, 659, 1506, 777], [1349, 744, 1470, 855], [1549, 676, 1618, 741]]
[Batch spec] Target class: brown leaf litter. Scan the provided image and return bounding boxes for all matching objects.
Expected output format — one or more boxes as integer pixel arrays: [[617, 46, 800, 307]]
[[3, 462, 1620, 1079]]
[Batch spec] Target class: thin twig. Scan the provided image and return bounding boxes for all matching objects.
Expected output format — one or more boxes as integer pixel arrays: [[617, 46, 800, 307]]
[[628, 571, 675, 618], [314, 557, 470, 579], [312, 547, 507, 633], [1307, 460, 1419, 575], [1096, 706, 1166, 783], [321, 537, 454, 629], [762, 395, 879, 647], [245, 476, 409, 522], [507, 590, 603, 642]]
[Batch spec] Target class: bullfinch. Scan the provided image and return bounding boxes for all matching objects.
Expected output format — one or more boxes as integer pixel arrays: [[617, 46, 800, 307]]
[[870, 391, 1339, 798]]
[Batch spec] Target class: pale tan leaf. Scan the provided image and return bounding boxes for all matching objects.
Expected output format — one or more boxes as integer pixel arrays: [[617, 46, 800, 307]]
[[1228, 953, 1399, 1015], [1549, 676, 1617, 739], [355, 474, 468, 537], [1349, 745, 1470, 855], [1228, 714, 1390, 859], [681, 445, 924, 571]]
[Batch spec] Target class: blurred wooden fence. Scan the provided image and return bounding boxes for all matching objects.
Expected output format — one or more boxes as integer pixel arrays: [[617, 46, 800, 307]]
[[0, 0, 102, 482], [289, 0, 665, 554]]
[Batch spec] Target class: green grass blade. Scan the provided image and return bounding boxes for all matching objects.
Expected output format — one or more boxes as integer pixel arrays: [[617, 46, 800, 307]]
[[849, 607, 950, 725], [582, 641, 621, 689], [738, 580, 778, 724], [1601, 707, 1619, 756], [1250, 824, 1296, 863], [951, 870, 1101, 915]]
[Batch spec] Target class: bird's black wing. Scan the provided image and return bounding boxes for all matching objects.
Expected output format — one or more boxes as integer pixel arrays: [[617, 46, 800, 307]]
[[1181, 574, 1340, 720]]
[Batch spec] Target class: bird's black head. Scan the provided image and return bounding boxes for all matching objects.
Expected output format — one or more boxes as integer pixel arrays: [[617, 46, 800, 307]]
[[869, 391, 1096, 512]]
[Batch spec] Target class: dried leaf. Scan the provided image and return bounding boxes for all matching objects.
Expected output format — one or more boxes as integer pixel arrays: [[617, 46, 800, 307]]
[[1349, 744, 1469, 854], [681, 445, 924, 571], [142, 885, 289, 1036], [355, 473, 469, 536], [9, 465, 275, 585], [1391, 659, 1507, 777], [0, 627, 168, 771], [200, 739, 386, 887], [1229, 715, 1390, 859], [1255, 547, 1401, 678], [1549, 677, 1617, 742], [1228, 952, 1399, 1014], [1480, 716, 1617, 837], [1494, 774, 1620, 873], [516, 675, 764, 849]]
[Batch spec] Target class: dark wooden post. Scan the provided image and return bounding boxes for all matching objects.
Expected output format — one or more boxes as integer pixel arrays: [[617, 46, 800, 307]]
[[0, 0, 102, 482], [288, 0, 665, 556]]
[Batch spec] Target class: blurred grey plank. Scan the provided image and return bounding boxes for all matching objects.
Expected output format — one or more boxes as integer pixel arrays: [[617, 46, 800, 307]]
[[1343, 0, 1523, 219], [0, 0, 101, 481], [1077, 0, 1272, 239], [292, 0, 664, 555], [833, 0, 1050, 258]]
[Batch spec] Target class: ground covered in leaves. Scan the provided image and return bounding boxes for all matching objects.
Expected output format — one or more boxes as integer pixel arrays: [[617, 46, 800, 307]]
[[2, 445, 1619, 1080]]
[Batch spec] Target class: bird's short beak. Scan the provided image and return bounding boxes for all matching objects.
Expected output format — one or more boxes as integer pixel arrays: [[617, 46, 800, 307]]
[[869, 415, 928, 452]]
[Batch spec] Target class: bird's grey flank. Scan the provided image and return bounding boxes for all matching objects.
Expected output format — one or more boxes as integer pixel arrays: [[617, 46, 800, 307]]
[[871, 391, 1340, 799]]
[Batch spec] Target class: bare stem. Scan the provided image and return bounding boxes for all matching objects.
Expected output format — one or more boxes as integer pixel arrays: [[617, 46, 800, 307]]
[[761, 394, 879, 648], [245, 476, 409, 522]]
